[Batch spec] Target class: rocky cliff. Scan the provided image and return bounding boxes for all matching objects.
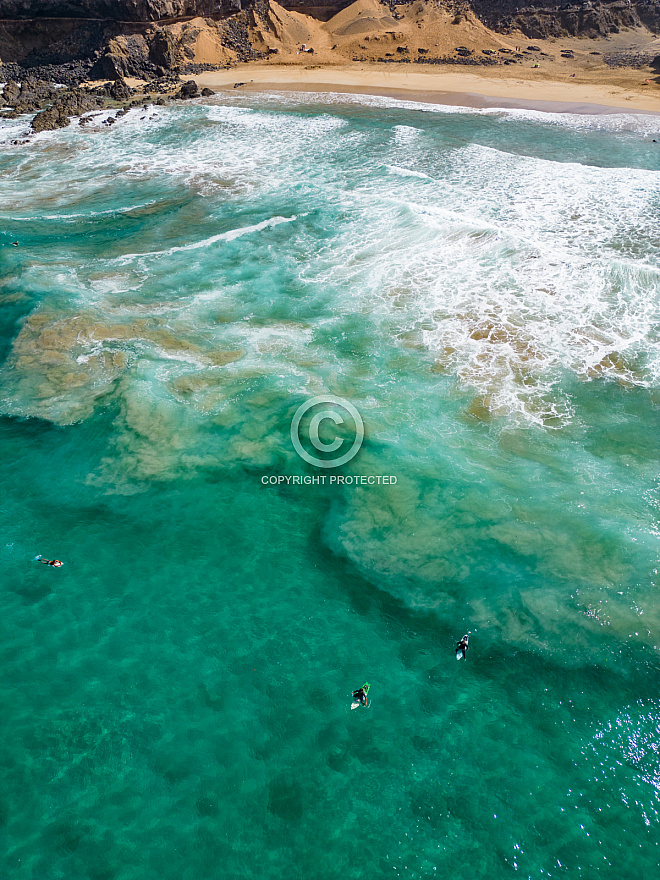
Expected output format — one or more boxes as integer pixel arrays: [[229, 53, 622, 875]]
[[0, 0, 355, 68], [0, 0, 351, 22], [0, 1, 244, 20], [4, 0, 651, 35], [0, 0, 658, 73], [469, 0, 660, 38]]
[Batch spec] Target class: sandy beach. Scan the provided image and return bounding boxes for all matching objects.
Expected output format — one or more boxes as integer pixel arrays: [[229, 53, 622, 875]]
[[193, 63, 660, 115], [177, 0, 660, 116]]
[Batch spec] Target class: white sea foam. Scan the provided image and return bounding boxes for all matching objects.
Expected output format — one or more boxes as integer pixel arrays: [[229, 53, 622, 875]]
[[248, 88, 660, 135], [302, 134, 660, 426], [0, 116, 31, 144], [6, 200, 161, 222], [207, 103, 347, 137], [386, 164, 433, 180], [393, 124, 422, 145], [110, 215, 297, 265], [2, 90, 659, 439]]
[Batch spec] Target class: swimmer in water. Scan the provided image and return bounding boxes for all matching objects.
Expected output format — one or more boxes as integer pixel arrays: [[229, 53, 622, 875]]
[[456, 634, 469, 659], [36, 556, 63, 567]]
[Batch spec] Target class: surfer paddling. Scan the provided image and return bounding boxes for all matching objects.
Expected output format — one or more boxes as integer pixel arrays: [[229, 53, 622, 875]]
[[351, 683, 370, 709], [456, 634, 469, 660]]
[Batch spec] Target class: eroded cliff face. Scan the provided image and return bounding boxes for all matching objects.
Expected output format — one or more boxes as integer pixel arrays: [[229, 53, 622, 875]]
[[0, 0, 658, 70], [0, 0, 354, 65], [0, 1, 242, 21], [469, 0, 660, 38]]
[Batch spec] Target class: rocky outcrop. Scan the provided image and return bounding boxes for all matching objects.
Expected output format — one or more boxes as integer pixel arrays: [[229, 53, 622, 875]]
[[0, 1, 246, 21], [0, 74, 135, 132], [0, 77, 59, 113], [468, 0, 660, 38], [0, 17, 117, 67], [106, 75, 134, 99], [30, 86, 105, 131], [149, 27, 179, 67], [175, 77, 199, 95], [88, 33, 154, 77]]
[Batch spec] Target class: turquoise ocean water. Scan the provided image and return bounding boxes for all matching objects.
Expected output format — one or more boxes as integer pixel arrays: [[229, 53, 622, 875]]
[[1, 90, 660, 879]]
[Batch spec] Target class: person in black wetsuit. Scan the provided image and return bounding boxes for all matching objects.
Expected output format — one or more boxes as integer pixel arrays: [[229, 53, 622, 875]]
[[456, 634, 469, 659], [352, 687, 368, 706]]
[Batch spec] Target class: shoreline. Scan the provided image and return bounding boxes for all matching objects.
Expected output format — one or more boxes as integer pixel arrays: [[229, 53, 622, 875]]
[[193, 64, 660, 116]]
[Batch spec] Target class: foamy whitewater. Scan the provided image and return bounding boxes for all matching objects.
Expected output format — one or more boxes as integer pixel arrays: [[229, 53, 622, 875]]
[[1, 91, 660, 880]]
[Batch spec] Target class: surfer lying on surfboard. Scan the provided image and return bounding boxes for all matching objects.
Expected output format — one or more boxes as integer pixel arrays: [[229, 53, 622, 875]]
[[456, 634, 469, 660], [351, 683, 370, 709]]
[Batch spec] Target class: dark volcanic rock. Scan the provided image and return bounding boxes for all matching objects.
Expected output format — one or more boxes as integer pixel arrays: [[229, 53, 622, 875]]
[[88, 35, 155, 80], [175, 79, 199, 98], [220, 13, 267, 61], [469, 0, 660, 38], [149, 28, 180, 70], [2, 81, 22, 106], [0, 59, 94, 88], [200, 86, 215, 95], [0, 1, 248, 21], [1, 77, 59, 112], [108, 77, 134, 100], [604, 49, 658, 66], [0, 17, 115, 68], [31, 87, 104, 132]]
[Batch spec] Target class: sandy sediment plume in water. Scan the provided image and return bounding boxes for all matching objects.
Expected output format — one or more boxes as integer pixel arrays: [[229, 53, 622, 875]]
[[0, 309, 244, 425], [144, 0, 660, 113]]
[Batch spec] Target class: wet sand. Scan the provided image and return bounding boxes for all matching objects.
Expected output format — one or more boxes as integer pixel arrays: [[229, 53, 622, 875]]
[[193, 64, 660, 115]]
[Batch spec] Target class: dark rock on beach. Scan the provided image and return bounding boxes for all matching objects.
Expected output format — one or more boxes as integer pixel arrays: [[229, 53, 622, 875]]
[[0, 60, 95, 88], [87, 27, 185, 81], [107, 77, 134, 101], [149, 28, 181, 71], [175, 79, 200, 98], [604, 49, 659, 66]]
